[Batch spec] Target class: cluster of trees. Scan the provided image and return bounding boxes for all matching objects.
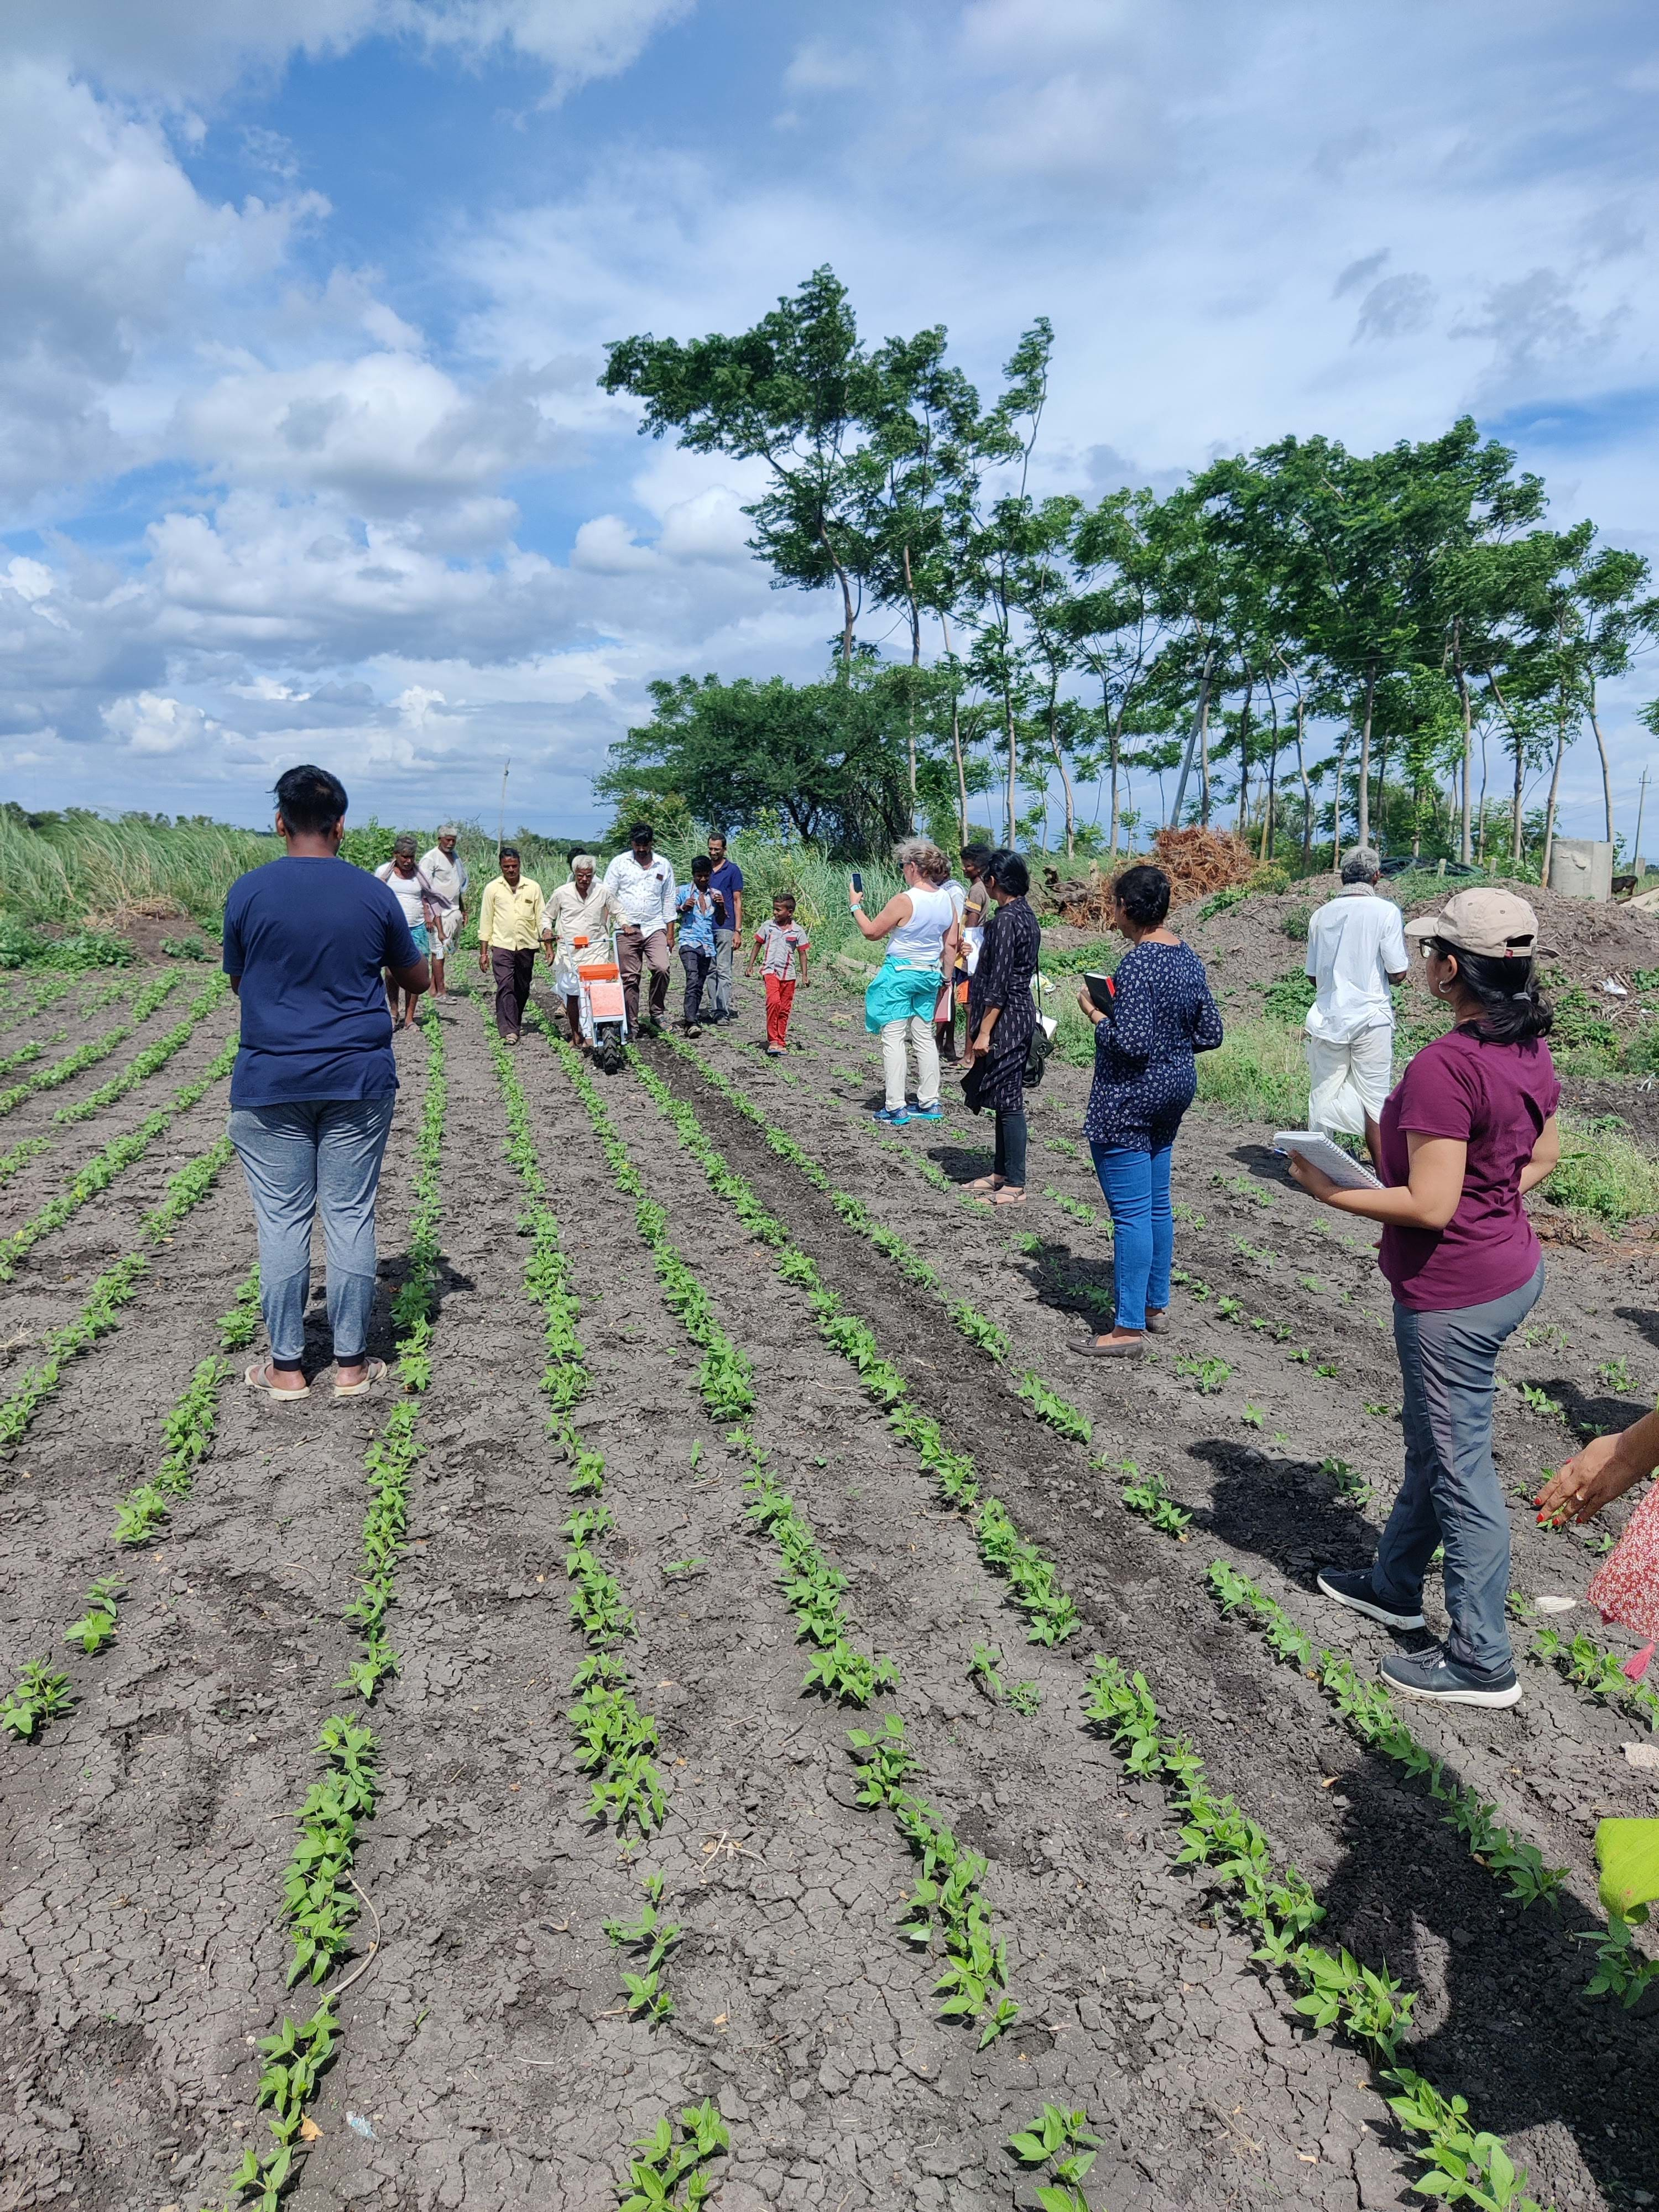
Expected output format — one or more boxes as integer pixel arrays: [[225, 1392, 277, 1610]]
[[598, 269, 1659, 872]]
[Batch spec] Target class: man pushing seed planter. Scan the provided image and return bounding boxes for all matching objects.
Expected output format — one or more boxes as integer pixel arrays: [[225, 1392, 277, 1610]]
[[222, 763, 429, 1400]]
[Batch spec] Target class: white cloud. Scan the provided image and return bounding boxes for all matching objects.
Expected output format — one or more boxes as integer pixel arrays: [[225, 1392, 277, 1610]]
[[102, 690, 219, 754]]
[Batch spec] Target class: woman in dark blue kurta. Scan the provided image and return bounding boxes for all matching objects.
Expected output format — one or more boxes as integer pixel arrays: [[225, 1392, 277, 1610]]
[[1072, 863, 1223, 1357], [963, 849, 1041, 1204]]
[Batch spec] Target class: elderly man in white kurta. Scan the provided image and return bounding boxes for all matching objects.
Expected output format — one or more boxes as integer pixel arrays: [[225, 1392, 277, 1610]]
[[541, 855, 614, 1048], [1303, 846, 1410, 1166]]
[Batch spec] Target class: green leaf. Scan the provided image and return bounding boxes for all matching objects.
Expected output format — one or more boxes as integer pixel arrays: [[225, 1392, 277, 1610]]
[[1594, 1817, 1659, 1918]]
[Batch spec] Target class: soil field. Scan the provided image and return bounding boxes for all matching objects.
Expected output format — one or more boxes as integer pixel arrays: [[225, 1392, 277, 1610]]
[[1, 967, 1652, 2212]]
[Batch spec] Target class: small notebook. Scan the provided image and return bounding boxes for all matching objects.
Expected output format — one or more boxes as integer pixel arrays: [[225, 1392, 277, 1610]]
[[1271, 1131, 1384, 1192]]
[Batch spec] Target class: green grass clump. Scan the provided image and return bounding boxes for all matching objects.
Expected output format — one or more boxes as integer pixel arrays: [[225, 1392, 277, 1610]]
[[1195, 1017, 1308, 1126], [1546, 1113, 1659, 1235]]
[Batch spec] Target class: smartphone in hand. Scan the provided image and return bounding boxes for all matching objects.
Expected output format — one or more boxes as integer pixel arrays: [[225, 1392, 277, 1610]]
[[851, 870, 863, 893]]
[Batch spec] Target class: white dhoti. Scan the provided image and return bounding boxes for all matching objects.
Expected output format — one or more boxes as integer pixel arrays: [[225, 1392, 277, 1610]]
[[1306, 1024, 1394, 1136]]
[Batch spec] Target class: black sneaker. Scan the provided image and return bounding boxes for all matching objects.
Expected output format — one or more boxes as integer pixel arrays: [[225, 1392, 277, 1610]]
[[1316, 1567, 1426, 1631], [1381, 1644, 1521, 1708]]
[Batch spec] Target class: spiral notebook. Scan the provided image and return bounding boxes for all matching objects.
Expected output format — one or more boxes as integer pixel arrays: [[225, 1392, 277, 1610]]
[[1271, 1131, 1383, 1192]]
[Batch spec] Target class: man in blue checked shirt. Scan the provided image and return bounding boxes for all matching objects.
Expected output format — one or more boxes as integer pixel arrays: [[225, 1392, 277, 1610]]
[[675, 854, 726, 1036]]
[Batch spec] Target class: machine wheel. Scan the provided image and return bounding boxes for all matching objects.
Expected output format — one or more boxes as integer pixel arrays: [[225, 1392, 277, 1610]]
[[596, 1034, 624, 1074]]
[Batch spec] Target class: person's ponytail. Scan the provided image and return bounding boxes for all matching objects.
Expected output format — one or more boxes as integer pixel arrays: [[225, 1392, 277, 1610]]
[[1437, 940, 1554, 1044]]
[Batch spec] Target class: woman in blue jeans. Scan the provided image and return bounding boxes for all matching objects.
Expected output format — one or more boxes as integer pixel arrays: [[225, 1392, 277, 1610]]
[[223, 763, 429, 1399], [1070, 864, 1223, 1361]]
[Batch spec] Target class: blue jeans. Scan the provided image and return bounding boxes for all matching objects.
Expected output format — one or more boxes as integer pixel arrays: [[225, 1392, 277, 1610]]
[[228, 1095, 396, 1369], [1091, 1141, 1173, 1332], [1371, 1262, 1544, 1678]]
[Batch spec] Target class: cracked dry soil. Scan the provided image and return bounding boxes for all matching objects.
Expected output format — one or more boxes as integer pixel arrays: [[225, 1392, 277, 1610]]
[[0, 980, 1649, 2211]]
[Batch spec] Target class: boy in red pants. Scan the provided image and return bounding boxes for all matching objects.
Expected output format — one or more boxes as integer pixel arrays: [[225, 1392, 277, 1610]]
[[747, 892, 811, 1055]]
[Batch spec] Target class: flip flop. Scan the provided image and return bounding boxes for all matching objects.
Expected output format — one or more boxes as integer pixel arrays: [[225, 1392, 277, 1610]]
[[333, 1358, 388, 1399], [246, 1361, 309, 1399]]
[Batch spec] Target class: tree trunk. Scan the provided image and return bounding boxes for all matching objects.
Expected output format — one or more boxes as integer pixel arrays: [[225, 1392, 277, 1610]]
[[1108, 705, 1123, 859], [1233, 675, 1255, 837], [1045, 679, 1075, 857], [1452, 625, 1473, 864], [1589, 685, 1615, 846], [1260, 683, 1280, 862], [902, 545, 921, 833], [1331, 734, 1349, 876], [1003, 684, 1018, 848], [820, 522, 856, 674], [1540, 702, 1569, 889], [1356, 669, 1375, 849], [939, 612, 969, 844], [1294, 695, 1313, 873], [1510, 722, 1525, 869], [1170, 645, 1214, 826]]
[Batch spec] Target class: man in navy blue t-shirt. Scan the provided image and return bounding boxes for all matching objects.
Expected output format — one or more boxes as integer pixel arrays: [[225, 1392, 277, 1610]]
[[223, 764, 429, 1400], [707, 831, 744, 1023]]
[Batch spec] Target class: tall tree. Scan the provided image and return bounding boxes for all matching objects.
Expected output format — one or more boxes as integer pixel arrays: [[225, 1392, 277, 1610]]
[[602, 267, 889, 674]]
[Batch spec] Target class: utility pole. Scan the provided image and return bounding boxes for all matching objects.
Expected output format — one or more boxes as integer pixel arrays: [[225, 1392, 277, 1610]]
[[1635, 768, 1649, 878]]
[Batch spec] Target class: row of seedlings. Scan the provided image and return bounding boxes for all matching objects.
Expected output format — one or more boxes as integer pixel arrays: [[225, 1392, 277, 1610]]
[[0, 969, 180, 1118], [1, 1267, 257, 1740], [0, 1126, 239, 1454], [54, 971, 231, 1125], [1205, 1560, 1658, 2006], [485, 1019, 741, 2204], [1083, 1656, 1559, 2212], [544, 1016, 1025, 2049], [480, 1008, 690, 2057], [620, 1037, 1561, 2204], [0, 1029, 239, 1280], [675, 1040, 1632, 1965], [212, 1009, 447, 2211]]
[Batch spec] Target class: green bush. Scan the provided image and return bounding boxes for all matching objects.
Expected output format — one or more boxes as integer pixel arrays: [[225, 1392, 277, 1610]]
[[1547, 1113, 1659, 1234], [1195, 1017, 1308, 1124], [0, 922, 134, 972], [1282, 903, 1312, 942], [1262, 968, 1317, 1023]]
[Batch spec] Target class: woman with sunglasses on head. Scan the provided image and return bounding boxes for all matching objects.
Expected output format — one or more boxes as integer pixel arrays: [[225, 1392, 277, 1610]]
[[1289, 889, 1561, 1708]]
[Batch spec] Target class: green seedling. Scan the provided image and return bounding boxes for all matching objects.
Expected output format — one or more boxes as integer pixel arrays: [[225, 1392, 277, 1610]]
[[64, 1576, 124, 1655], [618, 2098, 729, 2212], [1241, 1402, 1263, 1429], [661, 1557, 707, 1580], [1186, 1277, 1212, 1301], [1120, 1466, 1191, 1538], [848, 1713, 918, 1805], [969, 1643, 1006, 1700], [2, 1658, 75, 1739], [1363, 1400, 1392, 1418], [1596, 1355, 1634, 1393], [1319, 1456, 1374, 1506], [1175, 1354, 1231, 1395], [1008, 1229, 1042, 1255], [1172, 1203, 1206, 1227], [1007, 2104, 1102, 2208], [1216, 1295, 1244, 1322], [1234, 1236, 1274, 1266], [1315, 1360, 1339, 1378], [1044, 1186, 1099, 1227], [1516, 1381, 1565, 1420], [1017, 1369, 1092, 1444]]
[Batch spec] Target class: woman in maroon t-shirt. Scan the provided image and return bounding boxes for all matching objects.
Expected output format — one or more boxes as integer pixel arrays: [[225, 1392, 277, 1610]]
[[1286, 889, 1561, 1709]]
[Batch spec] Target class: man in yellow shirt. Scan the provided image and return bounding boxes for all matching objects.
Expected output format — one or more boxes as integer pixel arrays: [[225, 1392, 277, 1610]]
[[477, 846, 544, 1045]]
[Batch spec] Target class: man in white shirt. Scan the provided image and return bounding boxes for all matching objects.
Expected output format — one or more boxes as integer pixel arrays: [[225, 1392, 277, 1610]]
[[602, 822, 677, 1038], [541, 854, 613, 1047], [418, 825, 468, 1001], [1303, 846, 1410, 1164]]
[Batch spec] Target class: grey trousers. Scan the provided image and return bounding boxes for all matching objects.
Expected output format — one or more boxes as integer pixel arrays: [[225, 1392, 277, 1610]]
[[711, 927, 737, 1016], [228, 1095, 396, 1368], [1371, 1260, 1543, 1678]]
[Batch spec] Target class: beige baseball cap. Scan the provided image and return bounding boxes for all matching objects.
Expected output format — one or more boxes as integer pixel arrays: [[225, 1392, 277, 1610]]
[[1402, 886, 1554, 960]]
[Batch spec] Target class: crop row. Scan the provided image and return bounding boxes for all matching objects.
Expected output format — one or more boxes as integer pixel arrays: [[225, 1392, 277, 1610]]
[[484, 999, 682, 2076], [345, 1002, 447, 1702], [622, 1037, 1568, 2204], [0, 971, 180, 1119], [217, 1011, 447, 2212], [545, 1019, 1024, 2049], [54, 972, 229, 1125], [0, 1128, 237, 1454], [1205, 1559, 1655, 2005], [0, 1029, 239, 1281], [1084, 1656, 1557, 2212], [2, 1266, 257, 1738]]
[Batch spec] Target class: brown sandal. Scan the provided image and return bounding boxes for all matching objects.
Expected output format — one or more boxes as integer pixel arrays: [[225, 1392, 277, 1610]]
[[965, 1174, 1004, 1193]]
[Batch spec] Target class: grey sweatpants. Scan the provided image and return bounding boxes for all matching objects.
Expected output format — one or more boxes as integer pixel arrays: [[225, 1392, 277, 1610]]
[[1371, 1260, 1544, 1678]]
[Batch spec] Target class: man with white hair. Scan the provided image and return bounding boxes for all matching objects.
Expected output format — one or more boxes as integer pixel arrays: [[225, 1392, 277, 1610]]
[[541, 853, 613, 1048], [419, 825, 468, 1001], [1303, 846, 1410, 1165]]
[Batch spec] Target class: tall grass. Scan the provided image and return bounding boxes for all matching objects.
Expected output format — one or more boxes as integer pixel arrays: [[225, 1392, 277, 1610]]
[[1194, 1017, 1310, 1126], [0, 811, 276, 932], [1549, 1113, 1659, 1234]]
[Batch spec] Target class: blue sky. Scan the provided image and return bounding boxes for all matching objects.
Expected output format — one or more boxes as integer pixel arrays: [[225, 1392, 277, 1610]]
[[3, 1, 1659, 843]]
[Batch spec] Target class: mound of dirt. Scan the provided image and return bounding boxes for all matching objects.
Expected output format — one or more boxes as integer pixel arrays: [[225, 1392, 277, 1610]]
[[1041, 827, 1260, 927], [1176, 870, 1659, 1038]]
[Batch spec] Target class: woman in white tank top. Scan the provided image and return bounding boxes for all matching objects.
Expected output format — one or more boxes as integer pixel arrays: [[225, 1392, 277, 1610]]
[[850, 839, 963, 1124]]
